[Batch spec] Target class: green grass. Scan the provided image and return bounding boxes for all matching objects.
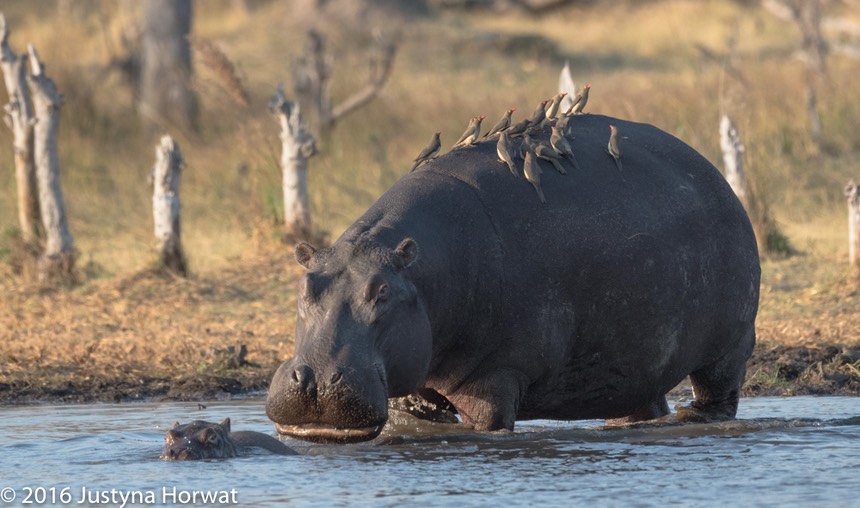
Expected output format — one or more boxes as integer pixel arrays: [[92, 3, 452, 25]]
[[1, 0, 859, 277]]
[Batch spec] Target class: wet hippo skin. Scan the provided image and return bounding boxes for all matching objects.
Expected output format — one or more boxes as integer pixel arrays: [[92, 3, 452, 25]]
[[266, 114, 760, 443]]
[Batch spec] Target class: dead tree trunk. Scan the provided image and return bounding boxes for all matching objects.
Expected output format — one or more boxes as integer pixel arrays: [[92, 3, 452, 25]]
[[720, 114, 747, 208], [152, 135, 186, 275], [0, 13, 41, 245], [292, 29, 396, 135], [558, 60, 576, 113], [764, 0, 827, 148], [270, 85, 317, 240], [846, 179, 860, 270], [139, 0, 196, 130], [27, 44, 74, 281], [800, 0, 825, 147]]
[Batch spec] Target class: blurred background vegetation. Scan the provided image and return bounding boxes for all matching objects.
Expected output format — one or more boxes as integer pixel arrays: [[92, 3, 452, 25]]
[[1, 0, 859, 277]]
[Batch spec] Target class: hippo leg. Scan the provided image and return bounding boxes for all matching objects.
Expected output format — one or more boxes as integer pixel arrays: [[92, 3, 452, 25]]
[[444, 368, 528, 431], [676, 329, 755, 422], [605, 396, 670, 426]]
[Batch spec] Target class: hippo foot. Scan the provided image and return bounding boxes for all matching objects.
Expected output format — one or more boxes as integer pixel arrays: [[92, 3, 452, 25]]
[[605, 397, 671, 426], [671, 401, 737, 424]]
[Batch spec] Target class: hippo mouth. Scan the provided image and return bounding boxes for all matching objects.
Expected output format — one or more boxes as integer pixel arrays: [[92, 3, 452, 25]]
[[275, 422, 385, 444]]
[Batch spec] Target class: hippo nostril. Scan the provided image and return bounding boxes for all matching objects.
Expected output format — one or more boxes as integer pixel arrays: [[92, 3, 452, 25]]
[[330, 371, 343, 385], [291, 365, 317, 394]]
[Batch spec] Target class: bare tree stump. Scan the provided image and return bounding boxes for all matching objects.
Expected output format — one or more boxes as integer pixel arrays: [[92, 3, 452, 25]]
[[269, 85, 316, 240], [0, 13, 41, 245], [846, 179, 860, 270], [27, 44, 74, 281], [719, 114, 747, 208], [152, 135, 187, 276]]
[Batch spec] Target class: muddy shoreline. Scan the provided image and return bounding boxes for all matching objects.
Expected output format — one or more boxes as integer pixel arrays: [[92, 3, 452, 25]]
[[2, 342, 858, 405], [2, 255, 858, 406]]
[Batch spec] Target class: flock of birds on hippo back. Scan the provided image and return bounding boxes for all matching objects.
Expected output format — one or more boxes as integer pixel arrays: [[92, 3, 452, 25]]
[[409, 84, 622, 204]]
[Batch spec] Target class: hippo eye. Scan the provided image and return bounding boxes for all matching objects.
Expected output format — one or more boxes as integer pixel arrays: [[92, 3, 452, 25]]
[[363, 281, 389, 303], [200, 428, 219, 447], [376, 284, 389, 302]]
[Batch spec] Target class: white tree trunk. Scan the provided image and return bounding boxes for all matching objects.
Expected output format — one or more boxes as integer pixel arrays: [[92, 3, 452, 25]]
[[558, 60, 576, 113], [152, 135, 186, 275], [0, 14, 41, 244], [846, 179, 860, 270], [27, 44, 74, 280], [270, 85, 316, 238], [720, 114, 747, 208]]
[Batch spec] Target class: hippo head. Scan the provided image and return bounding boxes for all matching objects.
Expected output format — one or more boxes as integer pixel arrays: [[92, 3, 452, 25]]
[[266, 237, 432, 443], [160, 419, 238, 460]]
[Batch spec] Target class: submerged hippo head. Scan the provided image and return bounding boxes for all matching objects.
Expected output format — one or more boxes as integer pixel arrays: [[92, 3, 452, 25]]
[[160, 418, 238, 460], [266, 237, 433, 443]]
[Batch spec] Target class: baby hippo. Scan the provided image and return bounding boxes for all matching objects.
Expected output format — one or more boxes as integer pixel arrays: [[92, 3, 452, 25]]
[[161, 418, 296, 460]]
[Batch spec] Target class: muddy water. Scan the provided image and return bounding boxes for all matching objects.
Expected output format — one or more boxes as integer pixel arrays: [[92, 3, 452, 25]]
[[0, 396, 858, 507]]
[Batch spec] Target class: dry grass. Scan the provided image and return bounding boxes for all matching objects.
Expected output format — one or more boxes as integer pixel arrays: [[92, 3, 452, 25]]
[[0, 0, 859, 399], [0, 245, 300, 399]]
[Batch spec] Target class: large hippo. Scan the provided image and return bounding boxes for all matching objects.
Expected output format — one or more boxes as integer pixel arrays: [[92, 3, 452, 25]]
[[266, 113, 760, 443]]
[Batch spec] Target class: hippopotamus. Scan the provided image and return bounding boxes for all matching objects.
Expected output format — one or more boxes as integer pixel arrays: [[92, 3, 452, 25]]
[[160, 418, 296, 460], [266, 113, 760, 443]]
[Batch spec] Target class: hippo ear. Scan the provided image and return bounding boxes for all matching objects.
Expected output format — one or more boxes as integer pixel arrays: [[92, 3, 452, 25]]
[[220, 417, 231, 433], [171, 421, 180, 430], [394, 238, 418, 269], [295, 242, 317, 269]]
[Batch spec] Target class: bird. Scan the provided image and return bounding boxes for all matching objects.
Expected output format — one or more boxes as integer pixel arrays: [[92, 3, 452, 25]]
[[523, 148, 546, 204], [545, 92, 567, 121], [525, 132, 566, 174], [550, 126, 578, 170], [526, 100, 550, 130], [452, 115, 485, 149], [496, 130, 518, 178], [565, 84, 591, 115], [515, 138, 528, 160], [506, 118, 531, 138], [410, 132, 441, 172], [532, 139, 567, 175], [607, 124, 623, 172], [555, 114, 572, 135], [483, 108, 516, 139]]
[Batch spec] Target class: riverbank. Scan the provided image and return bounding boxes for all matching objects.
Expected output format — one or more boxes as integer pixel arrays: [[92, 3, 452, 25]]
[[1, 252, 858, 404]]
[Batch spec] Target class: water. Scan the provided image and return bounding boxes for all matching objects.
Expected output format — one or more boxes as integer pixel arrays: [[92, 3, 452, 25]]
[[0, 396, 858, 507]]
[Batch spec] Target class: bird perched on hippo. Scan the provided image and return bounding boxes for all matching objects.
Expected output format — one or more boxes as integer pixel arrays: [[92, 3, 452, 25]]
[[266, 108, 760, 444]]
